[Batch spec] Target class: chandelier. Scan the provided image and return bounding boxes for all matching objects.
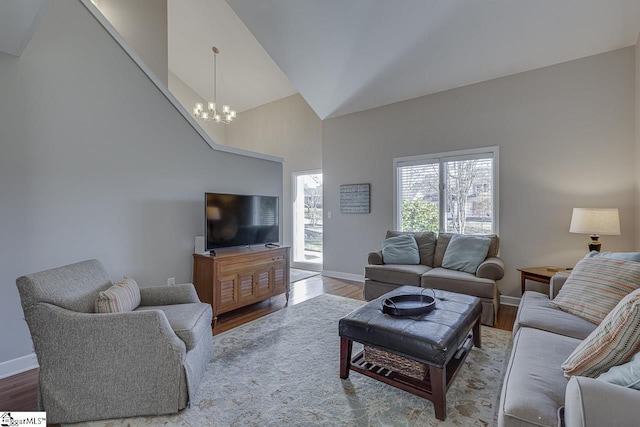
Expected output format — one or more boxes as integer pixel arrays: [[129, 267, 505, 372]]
[[193, 47, 237, 124]]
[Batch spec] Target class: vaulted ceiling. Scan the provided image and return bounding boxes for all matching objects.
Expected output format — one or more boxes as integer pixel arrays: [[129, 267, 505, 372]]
[[4, 1, 640, 122], [172, 0, 640, 120]]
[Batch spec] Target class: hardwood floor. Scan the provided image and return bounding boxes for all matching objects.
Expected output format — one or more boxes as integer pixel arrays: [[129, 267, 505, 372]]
[[213, 273, 363, 334], [0, 368, 38, 412], [0, 273, 517, 419]]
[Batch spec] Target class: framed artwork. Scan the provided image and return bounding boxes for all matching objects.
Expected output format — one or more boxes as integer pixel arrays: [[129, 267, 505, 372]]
[[340, 183, 370, 214]]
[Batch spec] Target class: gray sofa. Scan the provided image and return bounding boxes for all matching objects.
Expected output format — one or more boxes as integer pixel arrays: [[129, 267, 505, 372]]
[[16, 259, 214, 424], [364, 231, 505, 326], [498, 274, 640, 426]]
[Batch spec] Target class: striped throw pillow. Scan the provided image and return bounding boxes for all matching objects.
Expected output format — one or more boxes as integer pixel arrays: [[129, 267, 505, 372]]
[[550, 257, 640, 324], [95, 277, 141, 313], [562, 288, 640, 377]]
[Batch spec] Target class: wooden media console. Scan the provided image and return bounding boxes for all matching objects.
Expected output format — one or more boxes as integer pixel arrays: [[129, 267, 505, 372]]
[[193, 246, 290, 329]]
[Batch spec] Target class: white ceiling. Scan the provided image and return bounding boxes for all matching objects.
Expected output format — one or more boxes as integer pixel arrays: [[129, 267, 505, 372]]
[[0, 0, 50, 56], [168, 0, 297, 114], [4, 1, 639, 121], [219, 0, 640, 120]]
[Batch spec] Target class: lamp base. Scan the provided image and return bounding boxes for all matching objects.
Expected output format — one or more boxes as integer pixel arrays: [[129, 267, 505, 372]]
[[588, 235, 601, 252]]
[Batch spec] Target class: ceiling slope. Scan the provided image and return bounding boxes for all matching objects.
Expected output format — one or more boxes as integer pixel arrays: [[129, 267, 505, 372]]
[[227, 0, 640, 119], [0, 0, 50, 56], [168, 0, 297, 114]]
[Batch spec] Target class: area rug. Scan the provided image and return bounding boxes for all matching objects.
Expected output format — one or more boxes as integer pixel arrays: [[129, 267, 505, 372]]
[[69, 294, 512, 427], [290, 268, 320, 283]]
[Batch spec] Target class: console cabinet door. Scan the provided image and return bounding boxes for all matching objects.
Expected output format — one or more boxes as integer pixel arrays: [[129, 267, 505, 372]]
[[215, 270, 239, 312], [254, 267, 273, 298], [272, 259, 287, 295], [238, 271, 256, 303]]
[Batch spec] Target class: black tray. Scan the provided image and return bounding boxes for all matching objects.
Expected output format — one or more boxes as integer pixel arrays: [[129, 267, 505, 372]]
[[381, 290, 436, 316]]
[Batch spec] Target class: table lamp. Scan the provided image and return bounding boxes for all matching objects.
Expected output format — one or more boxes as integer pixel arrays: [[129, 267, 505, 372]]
[[569, 208, 620, 252]]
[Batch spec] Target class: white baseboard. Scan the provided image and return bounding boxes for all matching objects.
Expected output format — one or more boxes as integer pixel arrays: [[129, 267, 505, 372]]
[[0, 353, 38, 379], [500, 295, 521, 307], [322, 270, 365, 283]]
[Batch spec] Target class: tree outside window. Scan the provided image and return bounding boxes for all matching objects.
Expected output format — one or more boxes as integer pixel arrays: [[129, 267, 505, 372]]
[[396, 148, 497, 235]]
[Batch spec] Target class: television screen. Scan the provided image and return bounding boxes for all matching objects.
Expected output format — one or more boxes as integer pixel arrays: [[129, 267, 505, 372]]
[[205, 193, 279, 250]]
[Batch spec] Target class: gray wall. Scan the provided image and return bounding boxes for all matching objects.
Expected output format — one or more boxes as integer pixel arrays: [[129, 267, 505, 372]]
[[97, 0, 168, 85], [0, 0, 282, 365], [323, 47, 636, 297], [225, 94, 323, 252], [636, 34, 640, 249]]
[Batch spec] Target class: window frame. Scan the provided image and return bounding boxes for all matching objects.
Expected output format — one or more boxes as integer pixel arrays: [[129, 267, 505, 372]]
[[393, 146, 499, 235]]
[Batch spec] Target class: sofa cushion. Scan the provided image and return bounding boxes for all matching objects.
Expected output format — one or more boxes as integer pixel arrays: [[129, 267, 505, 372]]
[[562, 288, 640, 378], [514, 291, 597, 340], [499, 327, 581, 427], [386, 230, 437, 266], [136, 302, 212, 351], [550, 257, 640, 324], [441, 234, 491, 274], [433, 233, 499, 267], [94, 277, 141, 313], [381, 234, 419, 265], [422, 267, 495, 300], [365, 264, 431, 286]]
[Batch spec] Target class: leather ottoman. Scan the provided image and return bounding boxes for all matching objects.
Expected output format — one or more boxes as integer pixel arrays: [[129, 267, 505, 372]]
[[338, 285, 482, 420]]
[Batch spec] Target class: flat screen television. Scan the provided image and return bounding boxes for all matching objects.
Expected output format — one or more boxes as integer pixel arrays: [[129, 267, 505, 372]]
[[205, 193, 279, 250]]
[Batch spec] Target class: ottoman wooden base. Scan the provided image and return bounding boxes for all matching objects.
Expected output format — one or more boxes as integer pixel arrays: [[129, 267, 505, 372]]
[[340, 332, 478, 421]]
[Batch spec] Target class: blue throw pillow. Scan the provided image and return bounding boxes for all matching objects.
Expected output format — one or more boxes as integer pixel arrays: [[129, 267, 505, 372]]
[[382, 234, 420, 265], [598, 351, 640, 390], [441, 234, 491, 274], [585, 251, 640, 263]]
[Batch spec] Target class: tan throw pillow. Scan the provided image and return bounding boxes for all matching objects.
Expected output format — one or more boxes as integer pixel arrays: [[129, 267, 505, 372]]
[[562, 288, 640, 378], [95, 277, 141, 313], [550, 257, 640, 324]]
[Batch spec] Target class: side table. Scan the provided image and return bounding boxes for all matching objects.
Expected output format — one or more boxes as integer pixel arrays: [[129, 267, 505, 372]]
[[517, 267, 564, 296]]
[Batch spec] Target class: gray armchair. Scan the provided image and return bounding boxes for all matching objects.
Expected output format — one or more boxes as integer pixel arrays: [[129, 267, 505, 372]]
[[16, 259, 213, 424]]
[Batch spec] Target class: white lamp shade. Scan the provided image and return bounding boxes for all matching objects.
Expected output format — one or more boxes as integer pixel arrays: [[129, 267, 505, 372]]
[[569, 208, 620, 235]]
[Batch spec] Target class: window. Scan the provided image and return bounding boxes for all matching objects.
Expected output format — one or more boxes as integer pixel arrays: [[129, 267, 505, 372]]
[[394, 147, 498, 235]]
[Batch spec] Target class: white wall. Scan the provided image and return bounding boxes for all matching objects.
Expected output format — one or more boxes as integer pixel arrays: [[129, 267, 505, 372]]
[[225, 94, 322, 253], [96, 0, 168, 85], [0, 0, 282, 366], [323, 47, 636, 297]]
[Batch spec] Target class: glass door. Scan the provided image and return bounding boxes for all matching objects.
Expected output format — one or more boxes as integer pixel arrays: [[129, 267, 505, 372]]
[[292, 171, 323, 270]]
